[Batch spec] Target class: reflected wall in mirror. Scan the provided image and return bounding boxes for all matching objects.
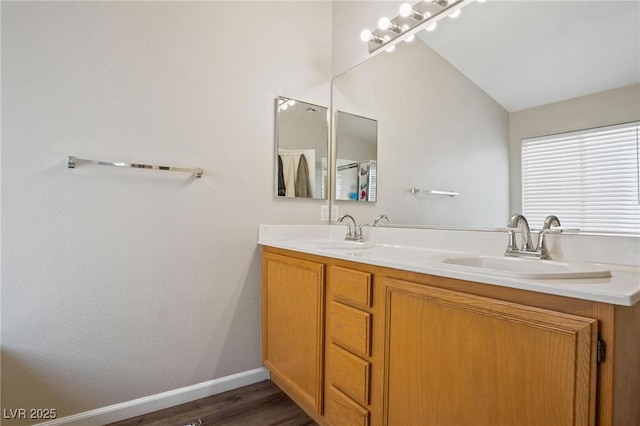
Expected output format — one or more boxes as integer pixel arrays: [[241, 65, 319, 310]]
[[275, 96, 328, 199], [335, 111, 378, 202], [331, 0, 640, 232], [332, 30, 510, 228]]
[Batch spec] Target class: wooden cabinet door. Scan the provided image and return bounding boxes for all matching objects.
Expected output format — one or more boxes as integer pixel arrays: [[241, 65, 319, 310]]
[[262, 253, 325, 415], [383, 278, 598, 426]]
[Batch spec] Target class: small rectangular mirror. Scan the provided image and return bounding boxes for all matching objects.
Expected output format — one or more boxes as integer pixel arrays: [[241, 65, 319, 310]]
[[274, 96, 329, 199], [335, 111, 378, 202]]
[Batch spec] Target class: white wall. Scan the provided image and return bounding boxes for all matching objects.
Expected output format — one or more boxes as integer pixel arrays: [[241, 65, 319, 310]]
[[1, 1, 331, 422], [335, 129, 376, 163], [508, 83, 640, 214]]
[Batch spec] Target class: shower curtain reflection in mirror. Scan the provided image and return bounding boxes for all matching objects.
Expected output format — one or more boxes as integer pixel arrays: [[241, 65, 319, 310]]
[[335, 111, 378, 202]]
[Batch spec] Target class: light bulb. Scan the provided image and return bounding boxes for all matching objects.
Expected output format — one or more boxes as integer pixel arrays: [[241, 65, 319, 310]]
[[287, 100, 295, 107], [360, 29, 373, 42], [399, 3, 413, 17], [281, 104, 288, 111], [426, 22, 437, 31], [384, 36, 395, 52], [476, 0, 487, 2], [402, 25, 415, 43], [378, 17, 391, 30], [449, 9, 461, 18]]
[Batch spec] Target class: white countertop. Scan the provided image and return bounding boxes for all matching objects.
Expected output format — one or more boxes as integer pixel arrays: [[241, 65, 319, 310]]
[[259, 225, 640, 306]]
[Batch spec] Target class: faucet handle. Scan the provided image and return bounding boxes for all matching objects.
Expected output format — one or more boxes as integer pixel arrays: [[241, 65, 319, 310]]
[[505, 229, 519, 254]]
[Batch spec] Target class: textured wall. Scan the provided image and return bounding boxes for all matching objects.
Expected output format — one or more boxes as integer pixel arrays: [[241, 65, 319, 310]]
[[1, 1, 331, 422]]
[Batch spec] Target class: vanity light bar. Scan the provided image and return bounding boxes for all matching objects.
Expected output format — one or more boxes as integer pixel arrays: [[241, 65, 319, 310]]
[[362, 0, 477, 54]]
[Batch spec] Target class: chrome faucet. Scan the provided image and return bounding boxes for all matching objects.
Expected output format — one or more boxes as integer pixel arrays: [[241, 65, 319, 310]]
[[505, 214, 561, 260], [506, 214, 534, 253], [543, 215, 561, 230], [338, 214, 363, 242], [373, 214, 390, 226], [536, 215, 561, 260]]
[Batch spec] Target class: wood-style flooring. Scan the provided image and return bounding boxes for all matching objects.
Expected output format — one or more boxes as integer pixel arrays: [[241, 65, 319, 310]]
[[107, 380, 317, 426]]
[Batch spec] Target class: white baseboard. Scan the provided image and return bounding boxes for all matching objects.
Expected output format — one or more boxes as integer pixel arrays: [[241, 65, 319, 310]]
[[35, 367, 270, 426]]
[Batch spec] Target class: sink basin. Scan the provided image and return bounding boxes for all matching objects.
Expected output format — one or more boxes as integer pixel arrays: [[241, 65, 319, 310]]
[[286, 239, 375, 250], [440, 256, 611, 279]]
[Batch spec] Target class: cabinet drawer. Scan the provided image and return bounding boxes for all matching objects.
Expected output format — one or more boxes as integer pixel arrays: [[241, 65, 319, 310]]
[[331, 266, 372, 308], [326, 385, 369, 426], [328, 343, 370, 406], [328, 301, 371, 357]]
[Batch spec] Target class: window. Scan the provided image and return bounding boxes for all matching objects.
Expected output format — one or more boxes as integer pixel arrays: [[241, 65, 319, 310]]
[[522, 122, 640, 235]]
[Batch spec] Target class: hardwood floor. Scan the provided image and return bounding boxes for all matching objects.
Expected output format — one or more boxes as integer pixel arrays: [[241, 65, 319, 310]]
[[107, 380, 317, 426]]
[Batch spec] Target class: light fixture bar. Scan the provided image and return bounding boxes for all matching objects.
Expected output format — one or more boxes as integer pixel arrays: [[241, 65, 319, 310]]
[[364, 0, 476, 54], [378, 17, 402, 33]]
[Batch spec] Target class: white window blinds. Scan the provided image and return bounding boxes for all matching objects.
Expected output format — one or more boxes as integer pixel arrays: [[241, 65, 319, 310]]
[[522, 122, 640, 235]]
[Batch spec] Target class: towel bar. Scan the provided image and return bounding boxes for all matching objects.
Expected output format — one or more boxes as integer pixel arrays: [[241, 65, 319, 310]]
[[67, 156, 203, 178], [410, 187, 459, 197]]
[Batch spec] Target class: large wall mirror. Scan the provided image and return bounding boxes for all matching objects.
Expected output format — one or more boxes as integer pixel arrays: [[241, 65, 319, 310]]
[[275, 96, 329, 199], [331, 0, 639, 231], [335, 111, 378, 202]]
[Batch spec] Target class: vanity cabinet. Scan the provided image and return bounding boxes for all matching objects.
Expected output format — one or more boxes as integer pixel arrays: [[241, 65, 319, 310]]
[[382, 277, 597, 426], [262, 253, 325, 417], [261, 247, 640, 426]]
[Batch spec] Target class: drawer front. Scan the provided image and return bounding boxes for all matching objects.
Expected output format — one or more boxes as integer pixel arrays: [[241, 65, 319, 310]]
[[326, 385, 370, 426], [331, 266, 372, 308], [328, 343, 370, 405], [328, 301, 371, 357]]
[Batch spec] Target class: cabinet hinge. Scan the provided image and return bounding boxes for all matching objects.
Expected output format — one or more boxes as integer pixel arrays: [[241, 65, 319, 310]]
[[597, 336, 606, 364]]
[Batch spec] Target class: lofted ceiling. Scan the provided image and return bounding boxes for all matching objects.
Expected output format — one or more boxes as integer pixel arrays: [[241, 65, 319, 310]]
[[417, 0, 640, 112]]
